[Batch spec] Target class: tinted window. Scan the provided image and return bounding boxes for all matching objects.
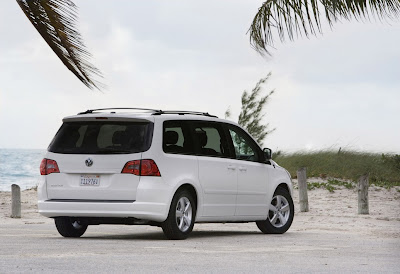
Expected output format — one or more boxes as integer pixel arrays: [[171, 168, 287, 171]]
[[49, 121, 152, 154], [227, 125, 260, 162], [192, 122, 230, 157], [163, 121, 194, 155]]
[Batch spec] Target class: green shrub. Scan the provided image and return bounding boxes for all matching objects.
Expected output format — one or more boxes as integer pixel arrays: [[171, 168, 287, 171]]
[[276, 150, 400, 189]]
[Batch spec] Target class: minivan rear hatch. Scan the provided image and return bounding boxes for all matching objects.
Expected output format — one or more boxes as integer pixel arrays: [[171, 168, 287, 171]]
[[45, 117, 153, 201]]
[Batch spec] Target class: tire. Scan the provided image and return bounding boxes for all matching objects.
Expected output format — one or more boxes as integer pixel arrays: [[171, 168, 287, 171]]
[[162, 189, 196, 240], [55, 217, 88, 238], [256, 187, 294, 234]]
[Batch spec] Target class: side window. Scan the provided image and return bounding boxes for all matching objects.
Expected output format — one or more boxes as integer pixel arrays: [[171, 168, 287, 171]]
[[193, 122, 230, 158], [163, 121, 194, 155], [228, 126, 260, 162]]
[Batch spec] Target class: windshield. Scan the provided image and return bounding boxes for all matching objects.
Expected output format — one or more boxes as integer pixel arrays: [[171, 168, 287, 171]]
[[48, 121, 153, 154]]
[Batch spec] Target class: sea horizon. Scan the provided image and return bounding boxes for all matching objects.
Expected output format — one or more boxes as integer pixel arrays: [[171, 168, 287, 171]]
[[0, 148, 46, 191]]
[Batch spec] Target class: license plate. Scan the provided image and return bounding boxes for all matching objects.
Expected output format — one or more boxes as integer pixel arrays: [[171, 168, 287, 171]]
[[80, 175, 100, 186]]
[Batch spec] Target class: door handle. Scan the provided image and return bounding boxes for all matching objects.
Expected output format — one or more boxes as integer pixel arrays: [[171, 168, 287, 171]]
[[239, 166, 247, 172], [227, 165, 236, 170]]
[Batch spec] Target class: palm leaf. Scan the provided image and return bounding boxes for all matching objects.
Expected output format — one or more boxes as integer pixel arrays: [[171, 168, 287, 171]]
[[16, 0, 103, 90], [249, 0, 400, 55]]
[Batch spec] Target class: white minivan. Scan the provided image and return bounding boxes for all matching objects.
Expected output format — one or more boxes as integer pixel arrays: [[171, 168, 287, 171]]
[[39, 108, 294, 239]]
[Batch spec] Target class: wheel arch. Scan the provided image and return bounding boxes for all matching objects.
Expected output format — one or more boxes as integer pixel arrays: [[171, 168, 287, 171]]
[[276, 183, 290, 194], [174, 183, 199, 211], [267, 180, 293, 208]]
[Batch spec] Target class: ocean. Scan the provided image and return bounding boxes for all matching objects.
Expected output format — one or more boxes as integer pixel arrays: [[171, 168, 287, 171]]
[[0, 149, 46, 191]]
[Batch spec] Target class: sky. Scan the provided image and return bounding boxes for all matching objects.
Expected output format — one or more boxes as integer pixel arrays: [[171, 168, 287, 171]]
[[0, 0, 399, 153]]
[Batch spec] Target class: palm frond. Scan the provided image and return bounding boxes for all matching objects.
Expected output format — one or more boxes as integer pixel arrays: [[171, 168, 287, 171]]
[[16, 0, 103, 90], [249, 0, 400, 55]]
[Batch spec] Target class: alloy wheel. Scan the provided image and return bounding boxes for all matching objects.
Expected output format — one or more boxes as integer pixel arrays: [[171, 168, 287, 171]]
[[175, 197, 192, 232], [268, 195, 290, 228]]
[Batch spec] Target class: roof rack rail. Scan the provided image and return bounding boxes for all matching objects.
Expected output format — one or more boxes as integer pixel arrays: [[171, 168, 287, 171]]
[[77, 108, 218, 118], [152, 110, 218, 118], [78, 108, 162, 115]]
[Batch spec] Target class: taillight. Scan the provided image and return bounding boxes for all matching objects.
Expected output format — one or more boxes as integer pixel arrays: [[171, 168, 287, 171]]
[[140, 160, 161, 176], [40, 159, 60, 175], [121, 159, 161, 176], [121, 160, 141, 175]]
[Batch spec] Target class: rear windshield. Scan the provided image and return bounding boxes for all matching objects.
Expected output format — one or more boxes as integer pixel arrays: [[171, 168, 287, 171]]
[[48, 121, 153, 154]]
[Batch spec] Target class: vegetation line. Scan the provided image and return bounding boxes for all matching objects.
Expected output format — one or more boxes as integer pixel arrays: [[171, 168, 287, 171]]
[[273, 150, 400, 189]]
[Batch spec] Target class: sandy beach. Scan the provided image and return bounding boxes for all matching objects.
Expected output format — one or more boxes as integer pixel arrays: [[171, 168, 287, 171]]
[[1, 179, 399, 238], [1, 179, 399, 273]]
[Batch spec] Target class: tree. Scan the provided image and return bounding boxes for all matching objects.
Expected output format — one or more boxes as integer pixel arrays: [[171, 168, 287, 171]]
[[16, 0, 102, 90], [248, 0, 400, 55], [228, 73, 275, 146]]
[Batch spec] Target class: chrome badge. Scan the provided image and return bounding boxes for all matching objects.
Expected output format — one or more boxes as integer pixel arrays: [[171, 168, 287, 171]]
[[85, 158, 93, 167]]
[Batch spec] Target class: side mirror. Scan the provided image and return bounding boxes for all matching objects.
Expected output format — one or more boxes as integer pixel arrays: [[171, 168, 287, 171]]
[[263, 148, 272, 160]]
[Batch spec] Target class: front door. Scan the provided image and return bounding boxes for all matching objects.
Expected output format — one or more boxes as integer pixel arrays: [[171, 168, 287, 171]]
[[226, 125, 270, 216]]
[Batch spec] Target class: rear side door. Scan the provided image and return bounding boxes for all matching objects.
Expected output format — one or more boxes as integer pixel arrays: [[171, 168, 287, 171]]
[[192, 121, 238, 217], [225, 124, 271, 216]]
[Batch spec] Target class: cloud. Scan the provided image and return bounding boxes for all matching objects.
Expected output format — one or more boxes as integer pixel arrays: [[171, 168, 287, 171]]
[[0, 0, 399, 152]]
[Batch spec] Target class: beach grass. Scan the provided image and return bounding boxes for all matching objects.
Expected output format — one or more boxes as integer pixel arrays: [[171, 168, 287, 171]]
[[273, 150, 400, 189]]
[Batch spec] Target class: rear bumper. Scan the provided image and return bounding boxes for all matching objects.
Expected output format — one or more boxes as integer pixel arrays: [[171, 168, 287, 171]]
[[38, 174, 174, 223], [38, 200, 169, 222]]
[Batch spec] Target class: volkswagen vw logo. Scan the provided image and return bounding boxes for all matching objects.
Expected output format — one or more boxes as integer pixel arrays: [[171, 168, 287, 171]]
[[85, 158, 93, 167]]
